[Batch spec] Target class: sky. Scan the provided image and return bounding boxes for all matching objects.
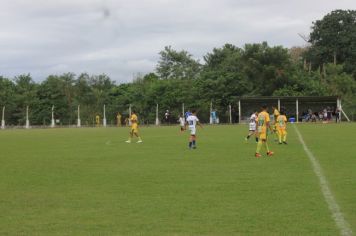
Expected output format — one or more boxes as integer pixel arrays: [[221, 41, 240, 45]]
[[0, 0, 355, 83]]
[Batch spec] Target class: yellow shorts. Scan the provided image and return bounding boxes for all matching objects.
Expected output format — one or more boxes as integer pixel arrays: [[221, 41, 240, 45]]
[[258, 132, 267, 140], [131, 124, 138, 133], [277, 129, 287, 136]]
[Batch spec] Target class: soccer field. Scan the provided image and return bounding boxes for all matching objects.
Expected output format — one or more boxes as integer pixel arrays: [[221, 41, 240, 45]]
[[0, 124, 355, 235]]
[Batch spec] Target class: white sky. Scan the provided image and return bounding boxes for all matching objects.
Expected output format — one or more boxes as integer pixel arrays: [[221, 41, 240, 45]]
[[0, 0, 355, 83]]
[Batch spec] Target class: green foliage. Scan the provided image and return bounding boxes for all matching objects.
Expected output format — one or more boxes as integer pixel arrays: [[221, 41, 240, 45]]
[[308, 10, 356, 76], [156, 46, 201, 80]]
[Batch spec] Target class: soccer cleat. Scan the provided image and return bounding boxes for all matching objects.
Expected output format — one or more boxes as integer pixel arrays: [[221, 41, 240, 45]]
[[267, 151, 274, 156], [283, 141, 287, 145], [255, 153, 262, 158], [125, 140, 131, 143], [279, 142, 282, 145], [137, 140, 143, 143], [193, 146, 197, 149]]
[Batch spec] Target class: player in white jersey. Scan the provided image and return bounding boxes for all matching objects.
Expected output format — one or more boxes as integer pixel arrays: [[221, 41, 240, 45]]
[[245, 111, 258, 143], [185, 109, 203, 149], [178, 113, 185, 132]]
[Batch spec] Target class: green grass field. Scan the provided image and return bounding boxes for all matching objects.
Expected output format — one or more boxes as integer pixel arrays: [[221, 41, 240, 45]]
[[0, 124, 355, 235]]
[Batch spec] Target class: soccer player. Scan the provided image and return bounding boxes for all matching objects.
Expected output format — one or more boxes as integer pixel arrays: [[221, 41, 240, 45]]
[[245, 111, 258, 143], [185, 109, 203, 149], [178, 113, 185, 132], [125, 110, 143, 143], [272, 106, 280, 141], [276, 110, 288, 144], [255, 105, 274, 157]]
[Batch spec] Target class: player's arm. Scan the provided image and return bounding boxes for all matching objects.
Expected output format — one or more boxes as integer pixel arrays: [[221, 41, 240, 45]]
[[267, 121, 274, 133]]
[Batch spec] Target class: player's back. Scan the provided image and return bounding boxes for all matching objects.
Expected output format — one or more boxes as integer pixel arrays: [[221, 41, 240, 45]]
[[257, 111, 269, 132], [276, 115, 287, 129], [187, 115, 199, 127], [250, 114, 257, 124]]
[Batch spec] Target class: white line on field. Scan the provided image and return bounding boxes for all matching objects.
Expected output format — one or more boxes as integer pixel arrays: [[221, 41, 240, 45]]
[[293, 124, 353, 236]]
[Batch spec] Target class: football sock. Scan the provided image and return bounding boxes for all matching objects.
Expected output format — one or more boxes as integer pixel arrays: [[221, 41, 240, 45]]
[[265, 142, 270, 152], [189, 142, 192, 148], [256, 140, 262, 153], [246, 135, 250, 139], [283, 134, 287, 142], [255, 137, 258, 142], [192, 140, 196, 146]]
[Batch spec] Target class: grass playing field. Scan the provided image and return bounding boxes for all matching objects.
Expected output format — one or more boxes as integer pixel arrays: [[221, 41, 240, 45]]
[[0, 123, 355, 235]]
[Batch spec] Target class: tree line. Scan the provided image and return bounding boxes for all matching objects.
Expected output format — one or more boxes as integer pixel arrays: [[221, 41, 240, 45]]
[[0, 9, 355, 125]]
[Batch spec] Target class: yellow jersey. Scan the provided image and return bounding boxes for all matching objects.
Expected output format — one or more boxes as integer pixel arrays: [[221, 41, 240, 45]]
[[130, 114, 138, 123], [256, 111, 270, 133], [273, 109, 280, 120], [276, 115, 287, 130], [130, 114, 138, 131]]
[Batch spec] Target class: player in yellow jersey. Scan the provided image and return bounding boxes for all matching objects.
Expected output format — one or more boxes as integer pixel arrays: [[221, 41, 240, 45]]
[[126, 110, 143, 143], [255, 105, 274, 157], [276, 110, 287, 145], [272, 106, 280, 141]]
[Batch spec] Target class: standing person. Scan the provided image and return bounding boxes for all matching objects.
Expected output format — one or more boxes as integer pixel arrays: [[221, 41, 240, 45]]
[[125, 110, 143, 143], [276, 110, 288, 144], [185, 110, 192, 120], [335, 107, 341, 123], [178, 113, 185, 132], [95, 115, 100, 127], [117, 112, 122, 127], [272, 106, 280, 141], [185, 109, 203, 149], [164, 110, 170, 124], [255, 105, 274, 157], [245, 111, 258, 143]]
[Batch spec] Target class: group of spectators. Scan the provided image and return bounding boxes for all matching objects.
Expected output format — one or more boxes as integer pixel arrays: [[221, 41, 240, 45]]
[[302, 107, 341, 123]]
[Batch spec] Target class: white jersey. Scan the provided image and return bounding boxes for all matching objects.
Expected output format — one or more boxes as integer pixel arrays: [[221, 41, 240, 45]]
[[186, 115, 199, 128], [249, 113, 257, 131], [179, 117, 185, 126], [186, 115, 199, 135]]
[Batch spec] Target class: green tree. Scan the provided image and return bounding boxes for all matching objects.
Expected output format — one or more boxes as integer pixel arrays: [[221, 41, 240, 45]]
[[13, 74, 39, 125], [308, 10, 356, 75], [0, 76, 16, 125], [156, 46, 201, 80]]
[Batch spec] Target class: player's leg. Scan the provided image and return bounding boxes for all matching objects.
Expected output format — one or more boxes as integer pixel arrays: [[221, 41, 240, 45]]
[[277, 129, 282, 144], [265, 135, 274, 156], [189, 135, 193, 148], [188, 128, 196, 149], [255, 133, 264, 157], [192, 135, 197, 148], [273, 125, 278, 142], [134, 129, 142, 143], [246, 130, 253, 140], [126, 129, 134, 143], [282, 130, 287, 144]]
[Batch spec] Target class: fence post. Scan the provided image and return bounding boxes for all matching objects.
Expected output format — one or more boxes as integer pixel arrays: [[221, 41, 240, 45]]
[[77, 105, 81, 127], [238, 100, 241, 124], [25, 106, 30, 129], [155, 104, 159, 125], [51, 105, 55, 128], [1, 106, 5, 129], [296, 99, 299, 123], [103, 104, 107, 127]]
